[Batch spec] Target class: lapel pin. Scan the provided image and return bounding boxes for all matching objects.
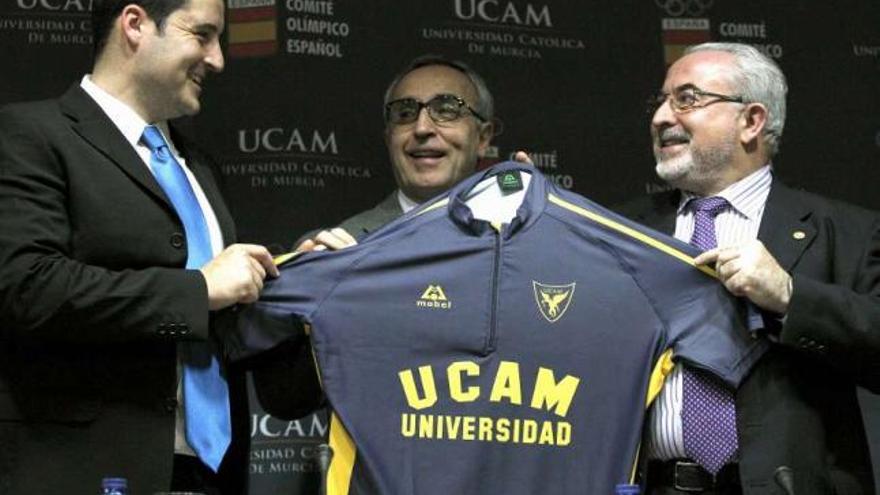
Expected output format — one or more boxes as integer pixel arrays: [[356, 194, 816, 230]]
[[792, 230, 806, 240]]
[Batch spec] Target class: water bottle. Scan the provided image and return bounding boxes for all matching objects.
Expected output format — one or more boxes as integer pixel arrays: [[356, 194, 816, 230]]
[[101, 477, 128, 495], [615, 483, 640, 495]]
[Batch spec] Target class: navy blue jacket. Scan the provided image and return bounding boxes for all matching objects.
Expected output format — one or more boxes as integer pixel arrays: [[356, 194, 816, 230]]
[[232, 163, 766, 494]]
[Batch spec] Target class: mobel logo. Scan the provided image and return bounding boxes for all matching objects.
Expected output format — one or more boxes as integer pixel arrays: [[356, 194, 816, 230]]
[[238, 128, 339, 155], [453, 0, 552, 28], [16, 0, 91, 11]]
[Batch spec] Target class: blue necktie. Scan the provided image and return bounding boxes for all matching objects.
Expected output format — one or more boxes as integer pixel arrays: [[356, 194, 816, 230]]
[[681, 196, 738, 474], [141, 125, 231, 472]]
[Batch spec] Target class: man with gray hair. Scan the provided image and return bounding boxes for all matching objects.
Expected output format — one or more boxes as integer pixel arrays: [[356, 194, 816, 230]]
[[255, 55, 504, 420], [620, 42, 879, 494], [298, 54, 497, 251]]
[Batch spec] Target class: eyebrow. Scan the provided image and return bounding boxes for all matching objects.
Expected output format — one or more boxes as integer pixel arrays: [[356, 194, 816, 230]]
[[192, 22, 222, 35], [671, 83, 699, 92]]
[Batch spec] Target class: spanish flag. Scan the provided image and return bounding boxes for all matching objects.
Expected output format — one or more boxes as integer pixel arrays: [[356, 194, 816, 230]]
[[660, 18, 711, 66], [228, 0, 278, 58]]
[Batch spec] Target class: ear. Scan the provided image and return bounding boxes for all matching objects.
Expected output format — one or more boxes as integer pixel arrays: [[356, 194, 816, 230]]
[[475, 121, 494, 157], [739, 102, 768, 147], [119, 4, 152, 49]]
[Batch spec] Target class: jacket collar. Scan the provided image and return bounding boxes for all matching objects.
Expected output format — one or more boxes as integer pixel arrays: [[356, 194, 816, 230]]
[[448, 162, 548, 237], [59, 84, 173, 208], [756, 180, 816, 271]]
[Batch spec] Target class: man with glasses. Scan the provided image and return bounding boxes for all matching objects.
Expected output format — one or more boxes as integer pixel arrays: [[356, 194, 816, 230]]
[[253, 56, 499, 420], [619, 42, 879, 494], [296, 54, 496, 251]]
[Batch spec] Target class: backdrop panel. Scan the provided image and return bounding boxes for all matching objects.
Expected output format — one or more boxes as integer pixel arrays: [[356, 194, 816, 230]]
[[1, 1, 878, 493]]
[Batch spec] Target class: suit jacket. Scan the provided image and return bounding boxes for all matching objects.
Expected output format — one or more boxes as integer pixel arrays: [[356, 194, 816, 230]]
[[0, 85, 248, 494], [617, 179, 880, 495], [337, 191, 404, 241]]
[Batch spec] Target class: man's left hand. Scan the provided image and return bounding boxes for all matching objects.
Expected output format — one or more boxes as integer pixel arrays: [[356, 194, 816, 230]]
[[694, 239, 793, 314]]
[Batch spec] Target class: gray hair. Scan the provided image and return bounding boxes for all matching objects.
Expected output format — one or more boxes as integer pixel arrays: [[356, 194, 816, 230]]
[[685, 42, 788, 157], [383, 54, 495, 122]]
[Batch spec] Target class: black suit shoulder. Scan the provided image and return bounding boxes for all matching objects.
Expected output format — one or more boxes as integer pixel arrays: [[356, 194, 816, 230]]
[[337, 192, 403, 240], [784, 185, 879, 227]]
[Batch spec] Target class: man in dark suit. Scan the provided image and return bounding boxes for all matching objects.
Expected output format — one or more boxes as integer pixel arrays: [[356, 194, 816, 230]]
[[0, 1, 277, 493], [250, 56, 501, 421], [618, 42, 879, 494], [297, 54, 497, 251]]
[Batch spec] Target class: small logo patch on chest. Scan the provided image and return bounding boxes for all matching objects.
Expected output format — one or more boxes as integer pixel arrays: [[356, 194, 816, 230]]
[[533, 281, 576, 323]]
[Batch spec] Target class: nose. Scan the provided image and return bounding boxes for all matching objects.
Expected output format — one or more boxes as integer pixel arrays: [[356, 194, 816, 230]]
[[651, 96, 676, 130], [412, 106, 437, 137], [206, 39, 225, 73]]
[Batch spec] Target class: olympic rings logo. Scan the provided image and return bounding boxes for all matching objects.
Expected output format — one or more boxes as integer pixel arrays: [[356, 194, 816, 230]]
[[654, 0, 714, 17]]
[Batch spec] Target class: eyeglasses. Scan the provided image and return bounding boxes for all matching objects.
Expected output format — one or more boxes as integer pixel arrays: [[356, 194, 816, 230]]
[[647, 86, 745, 114], [385, 94, 487, 125]]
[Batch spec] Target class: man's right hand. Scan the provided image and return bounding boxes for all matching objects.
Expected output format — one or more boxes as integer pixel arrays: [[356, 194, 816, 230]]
[[295, 227, 358, 252], [201, 244, 279, 310]]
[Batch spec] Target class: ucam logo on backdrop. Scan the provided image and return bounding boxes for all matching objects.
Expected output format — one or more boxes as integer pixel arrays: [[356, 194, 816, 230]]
[[6, 0, 92, 45], [453, 0, 552, 28], [239, 127, 339, 155], [16, 0, 91, 11], [422, 0, 583, 60], [249, 413, 327, 476], [224, 126, 374, 190]]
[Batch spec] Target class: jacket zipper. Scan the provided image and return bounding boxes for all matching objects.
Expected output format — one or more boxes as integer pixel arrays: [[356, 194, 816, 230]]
[[485, 222, 502, 354]]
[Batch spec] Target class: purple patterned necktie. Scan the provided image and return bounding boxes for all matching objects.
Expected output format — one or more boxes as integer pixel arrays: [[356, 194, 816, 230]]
[[681, 196, 738, 474]]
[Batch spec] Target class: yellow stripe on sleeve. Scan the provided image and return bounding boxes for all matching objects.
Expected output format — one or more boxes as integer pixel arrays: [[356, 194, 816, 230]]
[[547, 194, 717, 278], [327, 413, 357, 495], [416, 197, 450, 216]]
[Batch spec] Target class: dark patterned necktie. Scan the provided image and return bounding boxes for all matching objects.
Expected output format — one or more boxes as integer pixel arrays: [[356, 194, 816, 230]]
[[142, 125, 231, 471], [681, 196, 738, 474]]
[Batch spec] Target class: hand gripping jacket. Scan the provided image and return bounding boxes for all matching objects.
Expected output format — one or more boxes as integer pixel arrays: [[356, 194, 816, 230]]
[[232, 162, 767, 494]]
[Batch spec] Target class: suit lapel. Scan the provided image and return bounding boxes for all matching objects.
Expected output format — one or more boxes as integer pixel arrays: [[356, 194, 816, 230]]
[[359, 192, 404, 237], [757, 180, 816, 271], [59, 85, 173, 207]]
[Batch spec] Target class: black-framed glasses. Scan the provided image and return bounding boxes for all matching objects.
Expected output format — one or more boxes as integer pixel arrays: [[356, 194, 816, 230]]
[[647, 86, 745, 114], [384, 94, 487, 125]]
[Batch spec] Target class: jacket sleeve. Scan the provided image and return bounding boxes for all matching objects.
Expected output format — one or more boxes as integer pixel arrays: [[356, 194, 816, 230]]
[[781, 216, 880, 393]]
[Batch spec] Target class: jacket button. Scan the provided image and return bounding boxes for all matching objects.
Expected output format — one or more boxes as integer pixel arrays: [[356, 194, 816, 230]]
[[170, 233, 185, 249], [163, 397, 178, 413]]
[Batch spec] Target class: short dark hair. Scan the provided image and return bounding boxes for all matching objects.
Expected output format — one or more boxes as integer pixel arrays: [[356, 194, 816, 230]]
[[91, 0, 187, 56], [383, 54, 495, 122]]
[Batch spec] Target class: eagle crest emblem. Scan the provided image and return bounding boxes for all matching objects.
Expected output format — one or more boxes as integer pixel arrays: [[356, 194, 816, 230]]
[[532, 281, 576, 323]]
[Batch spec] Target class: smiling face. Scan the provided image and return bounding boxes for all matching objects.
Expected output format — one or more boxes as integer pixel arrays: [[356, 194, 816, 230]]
[[651, 51, 748, 195], [134, 0, 225, 121], [385, 64, 492, 203]]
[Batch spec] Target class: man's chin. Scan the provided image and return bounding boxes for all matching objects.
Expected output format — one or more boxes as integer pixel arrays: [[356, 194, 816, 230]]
[[177, 91, 203, 117], [655, 156, 692, 183]]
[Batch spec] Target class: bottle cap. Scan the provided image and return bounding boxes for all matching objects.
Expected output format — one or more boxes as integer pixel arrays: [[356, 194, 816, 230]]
[[102, 477, 128, 489]]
